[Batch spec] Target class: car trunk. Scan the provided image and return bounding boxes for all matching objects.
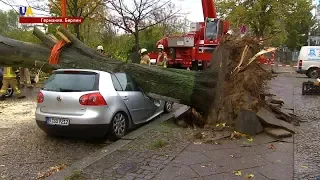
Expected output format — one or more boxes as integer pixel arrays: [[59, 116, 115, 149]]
[[39, 70, 100, 116]]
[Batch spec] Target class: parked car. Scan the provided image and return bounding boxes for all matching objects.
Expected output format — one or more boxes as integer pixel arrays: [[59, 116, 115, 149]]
[[296, 46, 320, 78], [35, 69, 174, 140]]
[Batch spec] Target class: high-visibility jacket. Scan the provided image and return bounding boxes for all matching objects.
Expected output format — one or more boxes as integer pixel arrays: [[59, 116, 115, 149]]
[[157, 52, 167, 63], [140, 54, 151, 65], [3, 67, 16, 79]]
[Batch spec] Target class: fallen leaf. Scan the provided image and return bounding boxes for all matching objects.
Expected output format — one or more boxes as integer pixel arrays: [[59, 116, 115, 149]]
[[233, 170, 242, 176], [301, 165, 308, 169], [194, 142, 202, 145], [222, 123, 226, 127], [0, 165, 5, 167], [216, 124, 220, 127], [37, 164, 67, 179], [268, 144, 276, 149], [246, 174, 254, 179], [247, 138, 253, 142], [201, 165, 206, 168], [231, 131, 247, 139], [214, 142, 221, 145], [230, 155, 235, 158], [1, 175, 6, 178]]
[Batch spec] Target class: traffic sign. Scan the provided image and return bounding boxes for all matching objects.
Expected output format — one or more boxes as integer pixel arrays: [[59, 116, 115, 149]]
[[240, 24, 246, 34]]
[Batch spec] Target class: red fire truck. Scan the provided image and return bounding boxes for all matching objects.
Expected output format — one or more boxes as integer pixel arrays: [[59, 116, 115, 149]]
[[149, 0, 230, 70]]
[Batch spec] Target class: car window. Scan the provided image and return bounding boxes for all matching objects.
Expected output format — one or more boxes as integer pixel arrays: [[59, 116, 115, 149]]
[[43, 71, 99, 92], [111, 74, 122, 91], [114, 73, 139, 91]]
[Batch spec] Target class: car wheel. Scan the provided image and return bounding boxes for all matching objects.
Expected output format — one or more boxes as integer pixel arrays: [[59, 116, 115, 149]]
[[4, 88, 13, 98], [109, 112, 128, 141], [307, 68, 318, 79], [164, 102, 174, 113]]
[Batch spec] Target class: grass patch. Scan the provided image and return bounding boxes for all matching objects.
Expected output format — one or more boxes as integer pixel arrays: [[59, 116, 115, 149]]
[[159, 120, 178, 133], [65, 170, 85, 180], [148, 139, 168, 149]]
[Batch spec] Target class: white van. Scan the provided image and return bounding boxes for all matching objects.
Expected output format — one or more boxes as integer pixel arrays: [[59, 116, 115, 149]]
[[296, 46, 320, 78]]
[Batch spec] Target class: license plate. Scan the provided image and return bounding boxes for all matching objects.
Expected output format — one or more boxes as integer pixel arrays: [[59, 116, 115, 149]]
[[46, 117, 70, 126]]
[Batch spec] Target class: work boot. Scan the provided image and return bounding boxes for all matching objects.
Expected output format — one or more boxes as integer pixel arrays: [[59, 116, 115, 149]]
[[17, 95, 26, 99]]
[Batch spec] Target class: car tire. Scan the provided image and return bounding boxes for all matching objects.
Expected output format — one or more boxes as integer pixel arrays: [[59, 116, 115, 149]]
[[307, 68, 318, 79], [164, 102, 174, 113], [108, 112, 128, 141]]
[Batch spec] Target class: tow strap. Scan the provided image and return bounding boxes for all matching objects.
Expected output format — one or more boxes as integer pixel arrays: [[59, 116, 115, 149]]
[[48, 40, 67, 65]]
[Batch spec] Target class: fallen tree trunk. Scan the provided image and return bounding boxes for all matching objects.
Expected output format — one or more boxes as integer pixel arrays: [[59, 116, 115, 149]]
[[0, 27, 272, 125]]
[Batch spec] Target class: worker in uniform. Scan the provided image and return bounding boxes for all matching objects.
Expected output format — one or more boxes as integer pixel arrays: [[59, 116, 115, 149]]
[[0, 67, 25, 101], [19, 67, 33, 88], [139, 48, 151, 66], [97, 45, 112, 57], [156, 44, 168, 68], [97, 45, 104, 53]]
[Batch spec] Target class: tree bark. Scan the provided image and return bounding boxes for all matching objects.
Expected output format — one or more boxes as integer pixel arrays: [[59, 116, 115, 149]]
[[74, 24, 81, 40], [133, 30, 140, 63]]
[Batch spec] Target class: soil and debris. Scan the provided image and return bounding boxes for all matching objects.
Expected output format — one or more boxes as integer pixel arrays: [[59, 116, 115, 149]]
[[174, 36, 299, 141]]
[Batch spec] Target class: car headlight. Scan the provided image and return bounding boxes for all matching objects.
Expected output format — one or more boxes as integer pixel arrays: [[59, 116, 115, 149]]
[[153, 100, 161, 107]]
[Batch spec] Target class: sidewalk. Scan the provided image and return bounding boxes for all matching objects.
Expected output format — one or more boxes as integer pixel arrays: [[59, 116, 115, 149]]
[[53, 121, 293, 180]]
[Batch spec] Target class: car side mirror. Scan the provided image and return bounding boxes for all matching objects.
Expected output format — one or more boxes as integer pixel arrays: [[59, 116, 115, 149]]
[[138, 87, 144, 93]]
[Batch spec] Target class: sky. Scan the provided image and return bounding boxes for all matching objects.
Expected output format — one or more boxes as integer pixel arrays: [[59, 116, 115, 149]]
[[0, 0, 204, 22], [0, 0, 317, 28]]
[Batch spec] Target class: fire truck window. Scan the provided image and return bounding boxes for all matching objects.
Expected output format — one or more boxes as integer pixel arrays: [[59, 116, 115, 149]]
[[205, 19, 218, 40]]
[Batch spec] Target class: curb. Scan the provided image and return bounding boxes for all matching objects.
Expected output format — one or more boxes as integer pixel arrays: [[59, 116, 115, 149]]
[[46, 105, 188, 180], [260, 63, 297, 68]]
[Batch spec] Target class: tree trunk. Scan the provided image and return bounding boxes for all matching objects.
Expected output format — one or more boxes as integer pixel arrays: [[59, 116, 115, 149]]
[[133, 30, 140, 63], [74, 24, 81, 40], [0, 27, 271, 125]]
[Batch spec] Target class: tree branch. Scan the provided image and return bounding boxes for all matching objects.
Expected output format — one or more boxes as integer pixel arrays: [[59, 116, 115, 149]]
[[138, 9, 180, 31], [66, 0, 75, 16], [82, 0, 103, 20]]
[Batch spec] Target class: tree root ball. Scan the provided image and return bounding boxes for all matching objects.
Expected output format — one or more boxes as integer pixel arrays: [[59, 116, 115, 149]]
[[205, 36, 273, 126]]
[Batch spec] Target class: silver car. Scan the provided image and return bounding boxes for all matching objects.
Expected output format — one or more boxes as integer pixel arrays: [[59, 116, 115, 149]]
[[35, 69, 173, 140]]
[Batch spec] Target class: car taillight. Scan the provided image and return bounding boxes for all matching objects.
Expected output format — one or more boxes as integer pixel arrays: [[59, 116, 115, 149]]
[[79, 92, 107, 106], [298, 60, 302, 69], [37, 92, 44, 103]]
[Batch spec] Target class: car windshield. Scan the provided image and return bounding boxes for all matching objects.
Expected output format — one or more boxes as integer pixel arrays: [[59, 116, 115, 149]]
[[42, 71, 99, 92], [205, 18, 218, 40]]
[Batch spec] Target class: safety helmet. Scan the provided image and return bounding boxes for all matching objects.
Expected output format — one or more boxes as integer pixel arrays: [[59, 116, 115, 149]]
[[157, 44, 164, 49], [140, 48, 147, 54], [97, 45, 104, 50]]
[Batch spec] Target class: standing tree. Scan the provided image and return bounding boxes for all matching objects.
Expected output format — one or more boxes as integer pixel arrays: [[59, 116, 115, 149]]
[[48, 0, 105, 40], [285, 0, 314, 50], [216, 0, 314, 47], [105, 0, 180, 62]]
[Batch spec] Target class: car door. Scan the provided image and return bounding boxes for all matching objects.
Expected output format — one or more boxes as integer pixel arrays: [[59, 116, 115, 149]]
[[114, 73, 148, 124]]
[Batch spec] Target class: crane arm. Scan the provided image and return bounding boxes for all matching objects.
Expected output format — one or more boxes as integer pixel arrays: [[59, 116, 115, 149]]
[[201, 0, 217, 20]]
